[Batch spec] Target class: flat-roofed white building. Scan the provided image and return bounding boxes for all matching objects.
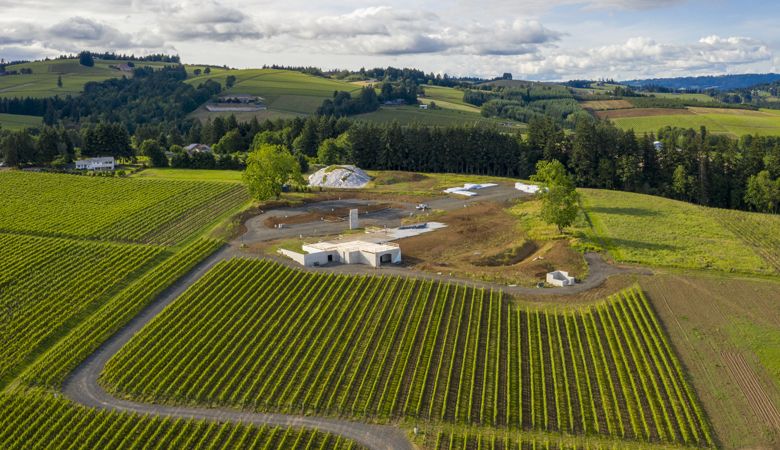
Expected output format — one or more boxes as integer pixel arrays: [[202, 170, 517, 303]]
[[75, 156, 115, 171], [279, 240, 401, 268]]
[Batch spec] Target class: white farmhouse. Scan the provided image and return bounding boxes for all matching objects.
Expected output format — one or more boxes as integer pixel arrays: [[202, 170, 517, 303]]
[[279, 240, 401, 268], [75, 156, 115, 171]]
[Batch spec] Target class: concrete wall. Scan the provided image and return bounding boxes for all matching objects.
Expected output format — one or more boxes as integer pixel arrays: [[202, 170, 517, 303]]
[[280, 248, 338, 267]]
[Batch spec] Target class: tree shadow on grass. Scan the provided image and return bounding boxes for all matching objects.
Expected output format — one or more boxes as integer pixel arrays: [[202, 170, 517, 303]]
[[608, 237, 679, 252], [589, 206, 661, 217]]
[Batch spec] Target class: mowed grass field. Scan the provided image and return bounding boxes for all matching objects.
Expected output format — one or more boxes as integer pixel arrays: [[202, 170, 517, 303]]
[[0, 58, 172, 99], [608, 107, 780, 136], [0, 113, 42, 130], [354, 105, 523, 128], [102, 258, 712, 448], [186, 69, 362, 116], [132, 168, 244, 183], [580, 189, 779, 274]]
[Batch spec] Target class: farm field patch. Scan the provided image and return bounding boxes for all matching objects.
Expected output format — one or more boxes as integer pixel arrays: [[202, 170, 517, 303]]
[[0, 171, 248, 245], [0, 58, 172, 99], [353, 105, 522, 127], [641, 274, 780, 449], [580, 100, 635, 111], [581, 189, 773, 273], [595, 108, 693, 119], [608, 107, 780, 136], [0, 113, 42, 130], [132, 168, 244, 183], [102, 259, 712, 448], [185, 69, 361, 115]]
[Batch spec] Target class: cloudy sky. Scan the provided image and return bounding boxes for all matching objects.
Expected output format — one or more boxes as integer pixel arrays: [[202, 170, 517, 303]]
[[2, 0, 779, 80]]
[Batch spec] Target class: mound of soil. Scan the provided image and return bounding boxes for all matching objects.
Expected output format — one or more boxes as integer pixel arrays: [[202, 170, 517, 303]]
[[264, 203, 392, 228]]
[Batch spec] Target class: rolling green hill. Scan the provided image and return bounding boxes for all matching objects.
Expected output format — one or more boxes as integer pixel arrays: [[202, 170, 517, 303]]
[[0, 58, 173, 99]]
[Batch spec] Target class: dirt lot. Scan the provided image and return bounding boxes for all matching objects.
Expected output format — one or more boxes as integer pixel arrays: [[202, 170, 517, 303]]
[[596, 107, 694, 119], [581, 99, 635, 110], [263, 203, 395, 227], [641, 273, 780, 449], [399, 202, 586, 286]]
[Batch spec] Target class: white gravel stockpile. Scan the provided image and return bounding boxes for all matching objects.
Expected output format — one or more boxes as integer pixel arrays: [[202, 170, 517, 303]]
[[308, 165, 371, 188]]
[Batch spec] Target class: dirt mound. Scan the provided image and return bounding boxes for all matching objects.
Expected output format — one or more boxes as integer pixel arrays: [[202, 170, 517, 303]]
[[308, 165, 371, 189]]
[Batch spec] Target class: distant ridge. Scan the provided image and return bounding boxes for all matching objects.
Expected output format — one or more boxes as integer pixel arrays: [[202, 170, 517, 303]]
[[622, 73, 780, 91]]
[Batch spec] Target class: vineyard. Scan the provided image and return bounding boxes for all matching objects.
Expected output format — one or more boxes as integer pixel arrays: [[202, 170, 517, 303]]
[[20, 238, 223, 388], [0, 232, 163, 382], [425, 430, 677, 450], [102, 259, 713, 448], [0, 171, 248, 245], [0, 388, 360, 450]]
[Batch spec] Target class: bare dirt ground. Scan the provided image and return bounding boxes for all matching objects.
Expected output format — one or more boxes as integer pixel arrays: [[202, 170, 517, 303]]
[[596, 107, 694, 119], [398, 202, 587, 286], [641, 273, 780, 449]]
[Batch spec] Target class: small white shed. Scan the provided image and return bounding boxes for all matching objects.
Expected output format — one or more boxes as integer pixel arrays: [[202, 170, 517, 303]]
[[547, 270, 575, 287]]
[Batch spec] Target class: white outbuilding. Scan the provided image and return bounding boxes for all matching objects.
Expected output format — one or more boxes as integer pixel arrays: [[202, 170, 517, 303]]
[[75, 156, 115, 171], [279, 240, 401, 268], [546, 270, 576, 287]]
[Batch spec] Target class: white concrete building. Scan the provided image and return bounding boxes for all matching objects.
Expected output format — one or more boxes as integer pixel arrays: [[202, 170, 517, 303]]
[[279, 240, 401, 268], [75, 157, 115, 171], [546, 270, 576, 287]]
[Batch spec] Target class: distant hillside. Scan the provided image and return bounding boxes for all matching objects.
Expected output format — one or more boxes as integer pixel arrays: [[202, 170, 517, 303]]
[[624, 73, 780, 91]]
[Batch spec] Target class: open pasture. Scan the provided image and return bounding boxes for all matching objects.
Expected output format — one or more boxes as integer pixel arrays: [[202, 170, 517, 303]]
[[186, 69, 362, 115], [102, 259, 712, 447], [0, 59, 172, 99], [580, 189, 774, 273], [606, 107, 780, 136], [0, 171, 248, 245]]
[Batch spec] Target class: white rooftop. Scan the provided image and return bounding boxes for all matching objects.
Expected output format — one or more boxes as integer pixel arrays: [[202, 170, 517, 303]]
[[305, 240, 399, 254]]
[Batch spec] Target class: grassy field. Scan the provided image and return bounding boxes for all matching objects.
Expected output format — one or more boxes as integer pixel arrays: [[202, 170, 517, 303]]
[[0, 58, 172, 99], [609, 107, 780, 136], [0, 171, 248, 245], [645, 92, 715, 102], [354, 105, 523, 128], [186, 69, 361, 115], [580, 189, 776, 274], [132, 168, 244, 183], [102, 259, 712, 447], [0, 113, 42, 130], [420, 86, 482, 113]]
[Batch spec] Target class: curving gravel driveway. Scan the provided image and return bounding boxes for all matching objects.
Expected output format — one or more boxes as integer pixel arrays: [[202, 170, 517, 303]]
[[62, 245, 414, 450], [61, 187, 650, 450]]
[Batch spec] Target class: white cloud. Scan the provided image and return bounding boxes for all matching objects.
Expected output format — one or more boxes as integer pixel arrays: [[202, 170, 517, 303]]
[[0, 17, 167, 55]]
